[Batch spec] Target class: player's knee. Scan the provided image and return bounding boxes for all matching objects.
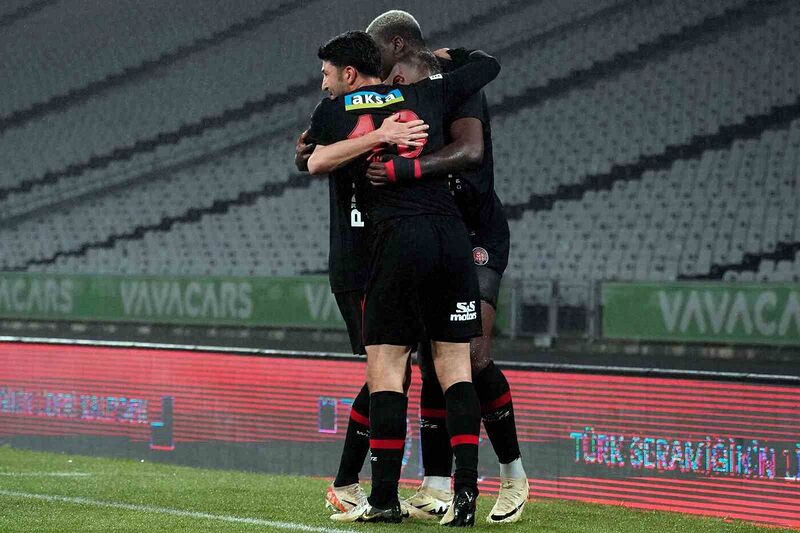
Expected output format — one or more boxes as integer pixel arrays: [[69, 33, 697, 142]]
[[367, 372, 404, 393], [434, 350, 472, 391], [470, 355, 492, 377], [437, 371, 472, 393], [469, 335, 493, 376], [366, 347, 410, 392], [470, 354, 491, 377]]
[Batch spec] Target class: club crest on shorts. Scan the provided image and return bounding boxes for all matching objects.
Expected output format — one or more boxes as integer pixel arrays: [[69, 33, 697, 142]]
[[472, 247, 489, 266]]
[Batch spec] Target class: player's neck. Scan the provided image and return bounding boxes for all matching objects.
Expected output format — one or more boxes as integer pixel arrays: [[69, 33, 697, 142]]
[[350, 77, 383, 91]]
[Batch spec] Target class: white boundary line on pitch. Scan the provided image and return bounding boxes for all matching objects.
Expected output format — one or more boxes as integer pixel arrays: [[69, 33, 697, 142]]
[[0, 490, 357, 533], [0, 472, 92, 477]]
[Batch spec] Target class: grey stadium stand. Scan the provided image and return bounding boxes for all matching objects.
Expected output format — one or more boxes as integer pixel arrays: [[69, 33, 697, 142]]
[[0, 0, 798, 311]]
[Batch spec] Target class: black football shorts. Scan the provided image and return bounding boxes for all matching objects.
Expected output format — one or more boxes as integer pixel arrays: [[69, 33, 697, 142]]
[[470, 215, 508, 309], [334, 289, 366, 355], [363, 215, 482, 346]]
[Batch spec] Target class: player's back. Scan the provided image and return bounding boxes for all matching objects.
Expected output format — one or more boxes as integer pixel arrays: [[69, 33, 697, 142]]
[[307, 48, 501, 228], [318, 81, 461, 227]]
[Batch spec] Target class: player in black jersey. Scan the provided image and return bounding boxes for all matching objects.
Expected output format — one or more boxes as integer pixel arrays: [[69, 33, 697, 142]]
[[295, 98, 426, 360], [295, 55, 428, 520], [313, 12, 526, 525], [364, 11, 528, 524], [304, 31, 500, 526]]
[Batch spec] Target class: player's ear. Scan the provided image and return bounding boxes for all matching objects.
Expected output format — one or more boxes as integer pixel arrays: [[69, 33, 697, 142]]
[[343, 66, 357, 84], [392, 35, 404, 54]]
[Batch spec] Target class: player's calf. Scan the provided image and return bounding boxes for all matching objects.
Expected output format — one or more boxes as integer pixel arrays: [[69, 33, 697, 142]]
[[474, 361, 529, 523]]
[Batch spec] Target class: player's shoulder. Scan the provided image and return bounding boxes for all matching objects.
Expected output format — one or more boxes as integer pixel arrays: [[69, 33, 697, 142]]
[[313, 95, 339, 113], [410, 74, 444, 94], [437, 56, 455, 73], [311, 97, 340, 123]]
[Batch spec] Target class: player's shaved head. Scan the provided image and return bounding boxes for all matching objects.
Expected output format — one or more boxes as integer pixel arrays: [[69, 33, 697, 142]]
[[386, 49, 441, 85], [366, 10, 425, 47], [366, 10, 425, 79]]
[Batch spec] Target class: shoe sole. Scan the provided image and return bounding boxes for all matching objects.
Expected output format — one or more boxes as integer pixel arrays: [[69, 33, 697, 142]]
[[330, 513, 402, 523], [403, 503, 444, 520], [369, 516, 403, 524], [487, 502, 525, 524], [442, 516, 476, 527], [441, 506, 476, 527]]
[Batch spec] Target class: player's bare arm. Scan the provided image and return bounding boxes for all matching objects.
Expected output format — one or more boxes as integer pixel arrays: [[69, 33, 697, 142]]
[[367, 117, 483, 186], [307, 113, 428, 175]]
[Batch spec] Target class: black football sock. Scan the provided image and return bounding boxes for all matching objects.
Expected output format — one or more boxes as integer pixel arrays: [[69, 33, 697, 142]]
[[445, 381, 481, 495], [474, 362, 521, 465], [368, 391, 407, 509], [334, 383, 370, 487], [419, 377, 453, 478]]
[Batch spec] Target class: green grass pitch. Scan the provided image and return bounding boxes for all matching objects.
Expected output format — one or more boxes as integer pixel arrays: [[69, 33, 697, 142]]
[[0, 446, 790, 532]]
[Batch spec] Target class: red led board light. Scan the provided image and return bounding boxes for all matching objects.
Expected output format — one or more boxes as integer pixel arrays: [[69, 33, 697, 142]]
[[1, 342, 799, 528]]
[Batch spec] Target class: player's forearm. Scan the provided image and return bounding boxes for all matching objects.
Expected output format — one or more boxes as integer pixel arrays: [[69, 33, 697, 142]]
[[307, 131, 382, 175], [419, 139, 482, 177], [447, 49, 501, 103]]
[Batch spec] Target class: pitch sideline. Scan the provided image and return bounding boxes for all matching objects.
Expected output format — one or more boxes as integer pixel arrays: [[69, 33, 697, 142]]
[[0, 489, 358, 533]]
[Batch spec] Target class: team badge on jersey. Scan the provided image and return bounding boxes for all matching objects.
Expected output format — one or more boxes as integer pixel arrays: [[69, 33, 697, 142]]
[[344, 89, 405, 111], [473, 247, 489, 266]]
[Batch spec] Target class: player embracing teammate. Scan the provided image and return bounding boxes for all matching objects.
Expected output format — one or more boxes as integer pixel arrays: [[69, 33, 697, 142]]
[[295, 10, 527, 527]]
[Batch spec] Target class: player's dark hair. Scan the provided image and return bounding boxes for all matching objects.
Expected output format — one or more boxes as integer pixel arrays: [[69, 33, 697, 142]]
[[317, 31, 382, 79], [366, 10, 425, 48]]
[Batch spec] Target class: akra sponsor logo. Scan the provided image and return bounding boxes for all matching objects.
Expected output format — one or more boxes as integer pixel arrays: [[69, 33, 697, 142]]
[[450, 301, 477, 322]]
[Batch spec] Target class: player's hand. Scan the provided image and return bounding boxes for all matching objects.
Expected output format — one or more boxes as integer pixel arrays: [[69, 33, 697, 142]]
[[367, 155, 421, 186], [433, 48, 470, 65], [375, 113, 428, 146], [294, 130, 315, 172], [367, 158, 390, 186]]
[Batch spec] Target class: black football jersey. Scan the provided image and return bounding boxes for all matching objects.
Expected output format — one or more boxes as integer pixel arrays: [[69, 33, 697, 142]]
[[307, 50, 500, 227], [440, 57, 509, 240]]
